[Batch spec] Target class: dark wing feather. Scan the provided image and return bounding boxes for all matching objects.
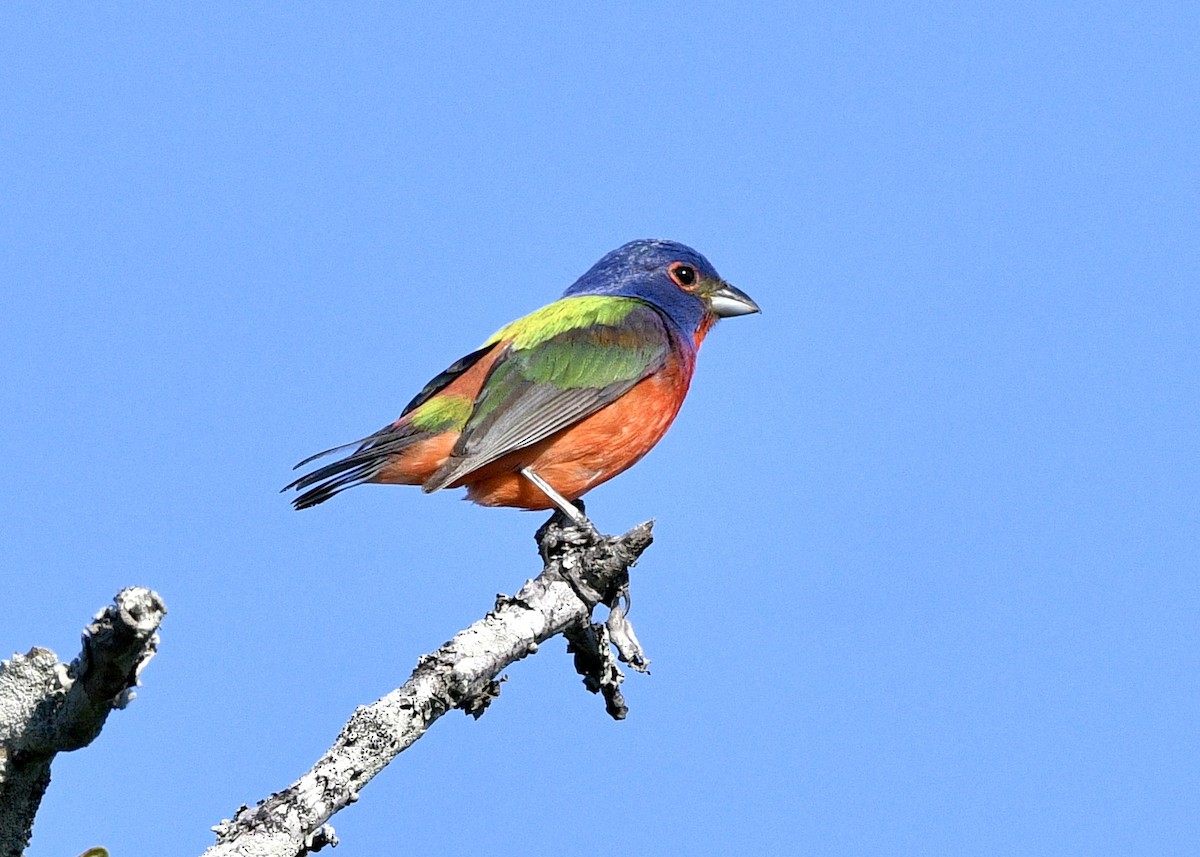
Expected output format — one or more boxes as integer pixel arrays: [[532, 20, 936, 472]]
[[399, 342, 498, 417], [422, 306, 670, 492]]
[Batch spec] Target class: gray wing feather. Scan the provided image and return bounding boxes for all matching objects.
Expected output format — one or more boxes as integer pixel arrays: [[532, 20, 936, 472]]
[[422, 383, 632, 492]]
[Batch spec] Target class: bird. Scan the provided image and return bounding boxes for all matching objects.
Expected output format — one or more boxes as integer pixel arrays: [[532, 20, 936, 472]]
[[285, 239, 759, 527]]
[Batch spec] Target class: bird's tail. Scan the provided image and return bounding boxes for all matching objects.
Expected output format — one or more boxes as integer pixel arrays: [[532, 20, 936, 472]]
[[283, 426, 421, 509]]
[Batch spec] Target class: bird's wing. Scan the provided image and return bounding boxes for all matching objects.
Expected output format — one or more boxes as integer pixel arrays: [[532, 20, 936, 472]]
[[422, 300, 671, 492]]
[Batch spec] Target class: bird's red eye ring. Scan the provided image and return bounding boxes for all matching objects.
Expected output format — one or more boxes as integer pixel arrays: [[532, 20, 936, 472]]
[[669, 262, 698, 290]]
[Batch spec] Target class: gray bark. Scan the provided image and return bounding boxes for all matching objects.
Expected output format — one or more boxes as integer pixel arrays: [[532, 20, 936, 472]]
[[0, 587, 167, 857], [203, 515, 654, 857]]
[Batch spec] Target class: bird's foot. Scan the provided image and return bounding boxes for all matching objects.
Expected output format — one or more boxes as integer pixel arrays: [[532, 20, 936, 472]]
[[552, 500, 599, 540], [535, 499, 599, 567], [522, 467, 598, 540], [536, 499, 614, 604]]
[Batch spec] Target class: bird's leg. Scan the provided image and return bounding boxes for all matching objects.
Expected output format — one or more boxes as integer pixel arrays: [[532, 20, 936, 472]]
[[520, 466, 594, 531], [525, 471, 607, 605]]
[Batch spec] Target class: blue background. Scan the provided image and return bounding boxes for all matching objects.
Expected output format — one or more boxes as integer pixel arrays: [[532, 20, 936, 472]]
[[3, 3, 1196, 855]]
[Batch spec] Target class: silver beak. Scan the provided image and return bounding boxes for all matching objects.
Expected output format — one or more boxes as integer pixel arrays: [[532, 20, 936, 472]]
[[708, 281, 761, 318]]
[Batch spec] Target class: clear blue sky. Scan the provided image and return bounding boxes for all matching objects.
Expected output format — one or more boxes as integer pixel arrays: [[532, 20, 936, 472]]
[[3, 4, 1196, 855]]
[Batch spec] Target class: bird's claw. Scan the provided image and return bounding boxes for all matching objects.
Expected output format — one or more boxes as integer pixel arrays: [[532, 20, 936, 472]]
[[534, 499, 598, 554]]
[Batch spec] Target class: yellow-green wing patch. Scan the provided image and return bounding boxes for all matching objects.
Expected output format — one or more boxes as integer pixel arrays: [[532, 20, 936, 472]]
[[485, 295, 643, 350]]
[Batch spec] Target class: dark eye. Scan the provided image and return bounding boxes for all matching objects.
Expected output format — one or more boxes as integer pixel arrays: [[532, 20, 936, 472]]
[[670, 263, 696, 288]]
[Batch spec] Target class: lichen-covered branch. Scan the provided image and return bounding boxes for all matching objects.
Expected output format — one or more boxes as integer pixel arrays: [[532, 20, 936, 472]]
[[203, 515, 654, 857], [0, 587, 166, 857]]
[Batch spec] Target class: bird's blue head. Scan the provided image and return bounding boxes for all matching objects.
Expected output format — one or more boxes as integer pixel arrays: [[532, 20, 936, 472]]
[[562, 239, 759, 339]]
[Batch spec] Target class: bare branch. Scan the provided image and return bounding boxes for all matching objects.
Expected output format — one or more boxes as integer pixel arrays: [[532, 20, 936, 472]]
[[204, 515, 654, 857], [0, 587, 167, 857]]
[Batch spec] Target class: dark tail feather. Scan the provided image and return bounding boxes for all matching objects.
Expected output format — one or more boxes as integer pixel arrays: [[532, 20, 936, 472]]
[[291, 460, 384, 509], [284, 425, 420, 509], [291, 437, 371, 470]]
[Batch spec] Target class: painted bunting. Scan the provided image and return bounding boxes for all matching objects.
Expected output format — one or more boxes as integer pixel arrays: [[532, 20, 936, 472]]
[[285, 239, 759, 525]]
